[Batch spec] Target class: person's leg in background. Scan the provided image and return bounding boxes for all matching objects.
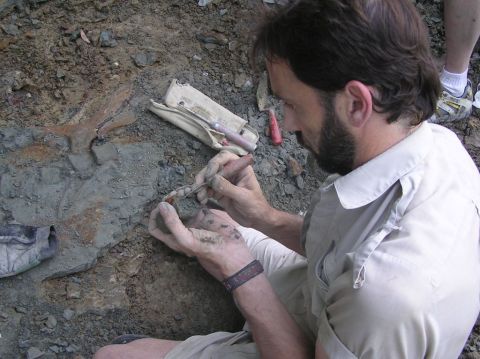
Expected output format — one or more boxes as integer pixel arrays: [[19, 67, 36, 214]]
[[431, 0, 480, 123]]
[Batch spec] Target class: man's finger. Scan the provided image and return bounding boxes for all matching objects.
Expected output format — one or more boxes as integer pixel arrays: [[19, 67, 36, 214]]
[[197, 191, 208, 205], [148, 202, 199, 256], [195, 151, 239, 204], [196, 183, 220, 205], [194, 167, 208, 186], [195, 166, 216, 204], [148, 204, 184, 250], [205, 161, 222, 181], [176, 186, 192, 198], [205, 151, 239, 179], [148, 203, 164, 238], [157, 202, 192, 240], [210, 175, 244, 200]]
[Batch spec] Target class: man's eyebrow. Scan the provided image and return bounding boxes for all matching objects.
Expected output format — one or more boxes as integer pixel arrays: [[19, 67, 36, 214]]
[[270, 88, 280, 99]]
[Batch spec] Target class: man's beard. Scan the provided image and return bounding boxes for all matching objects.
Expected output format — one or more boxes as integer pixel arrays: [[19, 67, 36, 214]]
[[296, 97, 355, 176]]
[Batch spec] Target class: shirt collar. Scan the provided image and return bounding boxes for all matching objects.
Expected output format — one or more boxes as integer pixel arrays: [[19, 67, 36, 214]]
[[333, 122, 433, 209]]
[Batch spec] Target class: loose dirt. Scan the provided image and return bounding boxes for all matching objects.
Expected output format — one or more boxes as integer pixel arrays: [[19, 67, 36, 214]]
[[0, 0, 479, 358]]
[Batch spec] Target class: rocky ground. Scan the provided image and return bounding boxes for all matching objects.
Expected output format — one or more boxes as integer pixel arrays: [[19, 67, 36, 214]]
[[0, 0, 479, 358]]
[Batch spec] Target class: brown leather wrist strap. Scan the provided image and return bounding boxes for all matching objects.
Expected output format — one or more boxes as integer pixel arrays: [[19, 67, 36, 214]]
[[222, 259, 264, 293]]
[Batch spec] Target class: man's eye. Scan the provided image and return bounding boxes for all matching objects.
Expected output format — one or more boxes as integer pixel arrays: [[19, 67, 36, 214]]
[[282, 100, 294, 110]]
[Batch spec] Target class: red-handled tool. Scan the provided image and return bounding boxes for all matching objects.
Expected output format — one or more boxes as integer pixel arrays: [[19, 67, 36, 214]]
[[268, 108, 283, 146]]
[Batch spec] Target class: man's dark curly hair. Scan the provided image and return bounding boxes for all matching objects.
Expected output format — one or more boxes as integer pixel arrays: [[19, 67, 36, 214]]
[[253, 0, 441, 125]]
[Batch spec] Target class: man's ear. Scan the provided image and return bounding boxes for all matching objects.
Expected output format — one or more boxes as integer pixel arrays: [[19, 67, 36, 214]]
[[343, 80, 373, 128]]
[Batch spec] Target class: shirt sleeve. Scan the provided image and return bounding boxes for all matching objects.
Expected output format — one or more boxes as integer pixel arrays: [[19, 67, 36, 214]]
[[315, 252, 437, 359]]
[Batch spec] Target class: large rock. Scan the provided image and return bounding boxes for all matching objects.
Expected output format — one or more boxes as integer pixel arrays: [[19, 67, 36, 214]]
[[0, 0, 18, 17], [0, 129, 180, 282]]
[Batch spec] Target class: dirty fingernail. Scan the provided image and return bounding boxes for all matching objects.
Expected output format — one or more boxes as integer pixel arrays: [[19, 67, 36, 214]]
[[159, 202, 170, 210], [210, 175, 221, 189], [205, 164, 217, 178]]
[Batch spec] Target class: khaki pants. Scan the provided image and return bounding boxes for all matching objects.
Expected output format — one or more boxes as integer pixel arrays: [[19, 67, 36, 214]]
[[164, 226, 307, 359]]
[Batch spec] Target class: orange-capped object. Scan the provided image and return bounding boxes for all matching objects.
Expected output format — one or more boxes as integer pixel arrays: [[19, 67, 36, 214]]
[[268, 108, 283, 146]]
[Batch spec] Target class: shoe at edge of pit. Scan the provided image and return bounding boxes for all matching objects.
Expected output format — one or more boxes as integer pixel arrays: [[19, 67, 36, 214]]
[[429, 80, 473, 123]]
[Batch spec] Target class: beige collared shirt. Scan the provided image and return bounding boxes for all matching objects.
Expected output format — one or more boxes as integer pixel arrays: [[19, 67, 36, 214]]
[[165, 123, 480, 359], [271, 122, 480, 358]]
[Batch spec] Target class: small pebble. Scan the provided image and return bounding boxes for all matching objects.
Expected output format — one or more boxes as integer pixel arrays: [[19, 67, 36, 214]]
[[284, 184, 296, 195], [49, 345, 61, 353], [99, 31, 117, 47], [175, 166, 185, 175], [51, 339, 68, 347], [45, 315, 57, 329], [15, 306, 27, 314], [66, 344, 80, 353], [18, 339, 30, 349], [295, 175, 305, 190], [66, 282, 82, 299], [174, 314, 185, 321], [63, 308, 75, 321], [26, 347, 45, 359], [132, 52, 157, 67], [56, 69, 65, 79]]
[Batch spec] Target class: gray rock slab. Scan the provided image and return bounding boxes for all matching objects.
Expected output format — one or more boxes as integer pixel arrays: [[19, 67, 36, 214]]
[[92, 143, 118, 165], [26, 347, 45, 359], [68, 153, 95, 179], [0, 127, 34, 152], [63, 308, 75, 320], [42, 133, 70, 152], [0, 0, 18, 17], [0, 128, 173, 283], [40, 167, 63, 185]]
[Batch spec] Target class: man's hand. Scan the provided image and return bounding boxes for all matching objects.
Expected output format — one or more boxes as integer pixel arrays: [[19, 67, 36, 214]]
[[148, 202, 254, 281], [195, 151, 306, 254], [194, 151, 273, 228]]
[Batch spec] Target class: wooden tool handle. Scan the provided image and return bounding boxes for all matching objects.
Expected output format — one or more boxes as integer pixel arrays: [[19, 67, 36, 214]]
[[219, 154, 254, 179]]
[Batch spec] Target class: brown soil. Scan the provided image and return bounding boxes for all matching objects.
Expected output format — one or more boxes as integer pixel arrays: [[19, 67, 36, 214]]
[[0, 0, 479, 358]]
